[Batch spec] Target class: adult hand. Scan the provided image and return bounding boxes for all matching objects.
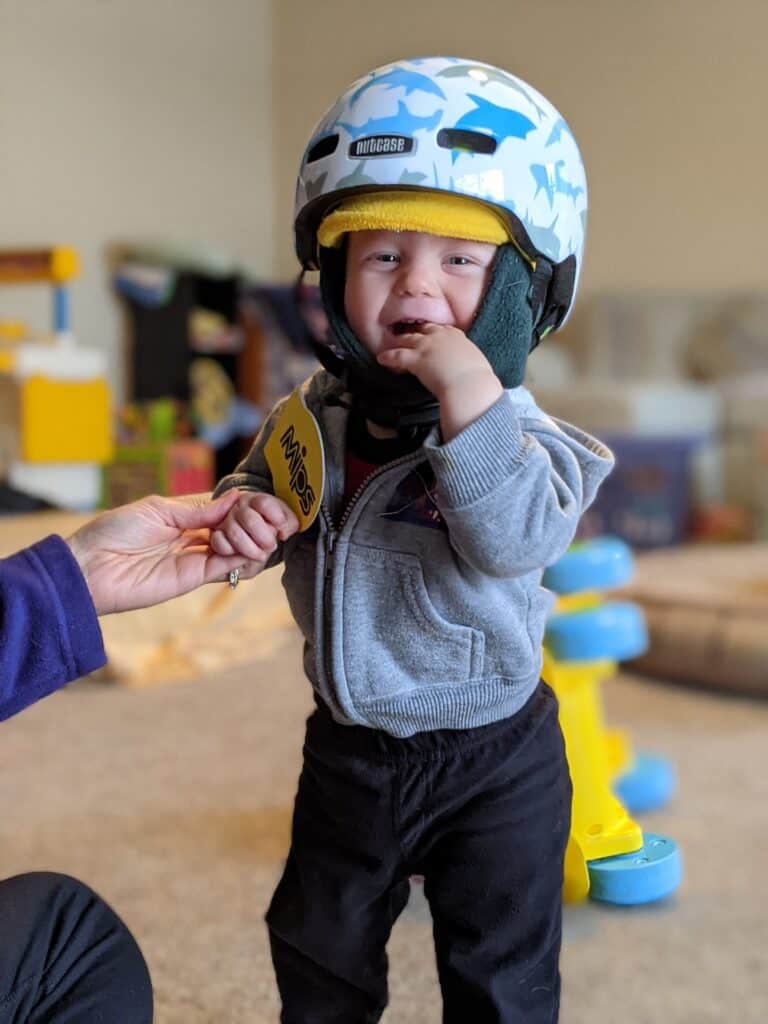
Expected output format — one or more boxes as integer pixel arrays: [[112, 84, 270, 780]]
[[66, 491, 252, 615]]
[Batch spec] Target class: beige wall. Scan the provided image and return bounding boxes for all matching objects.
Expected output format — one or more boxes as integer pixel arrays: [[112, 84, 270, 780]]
[[0, 0, 273, 397], [3, 0, 767, 400], [275, 0, 768, 293]]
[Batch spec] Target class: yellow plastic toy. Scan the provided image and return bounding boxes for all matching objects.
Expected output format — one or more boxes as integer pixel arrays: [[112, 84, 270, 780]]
[[543, 538, 682, 905], [545, 651, 642, 902], [0, 247, 113, 509]]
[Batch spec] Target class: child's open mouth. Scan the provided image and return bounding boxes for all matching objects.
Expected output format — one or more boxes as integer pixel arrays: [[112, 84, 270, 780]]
[[390, 319, 428, 336]]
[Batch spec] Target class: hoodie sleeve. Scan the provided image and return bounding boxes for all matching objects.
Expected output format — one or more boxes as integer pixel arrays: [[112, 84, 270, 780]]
[[213, 374, 305, 501], [1, 535, 106, 722], [423, 388, 615, 578]]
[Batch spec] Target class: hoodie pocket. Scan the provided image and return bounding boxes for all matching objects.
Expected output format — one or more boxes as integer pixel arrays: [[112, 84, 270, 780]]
[[340, 546, 484, 703]]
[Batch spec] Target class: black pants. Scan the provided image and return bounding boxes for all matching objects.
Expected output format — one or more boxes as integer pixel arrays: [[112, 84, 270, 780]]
[[0, 872, 153, 1023], [267, 682, 571, 1024]]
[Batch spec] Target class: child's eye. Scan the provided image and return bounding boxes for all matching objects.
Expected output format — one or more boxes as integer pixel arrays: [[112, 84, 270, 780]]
[[372, 253, 399, 263], [446, 255, 472, 266]]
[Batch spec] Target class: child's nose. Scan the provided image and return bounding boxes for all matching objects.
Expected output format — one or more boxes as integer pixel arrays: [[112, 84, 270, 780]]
[[395, 260, 438, 297]]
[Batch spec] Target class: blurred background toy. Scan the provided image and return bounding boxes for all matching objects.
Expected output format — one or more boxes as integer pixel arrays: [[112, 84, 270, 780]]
[[543, 537, 682, 905], [101, 397, 215, 508], [0, 247, 113, 512]]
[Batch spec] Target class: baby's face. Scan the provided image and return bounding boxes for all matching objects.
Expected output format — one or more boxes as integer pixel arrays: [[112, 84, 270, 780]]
[[344, 230, 496, 356]]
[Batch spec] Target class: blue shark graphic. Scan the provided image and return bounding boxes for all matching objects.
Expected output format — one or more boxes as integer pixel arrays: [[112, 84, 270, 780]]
[[530, 161, 584, 206], [316, 98, 348, 136], [336, 164, 427, 190], [449, 175, 517, 212], [438, 66, 547, 120], [451, 95, 536, 160], [340, 102, 443, 140], [336, 163, 378, 189], [545, 118, 574, 147], [304, 172, 328, 200], [350, 68, 446, 106], [399, 168, 428, 185], [526, 215, 562, 260]]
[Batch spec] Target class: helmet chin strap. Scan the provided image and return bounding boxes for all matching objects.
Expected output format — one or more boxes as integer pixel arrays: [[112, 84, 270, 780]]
[[339, 381, 441, 431], [312, 241, 536, 432]]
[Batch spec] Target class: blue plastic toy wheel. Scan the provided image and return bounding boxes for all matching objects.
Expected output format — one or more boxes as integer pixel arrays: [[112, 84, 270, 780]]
[[543, 537, 634, 595], [545, 601, 648, 662], [588, 833, 682, 905], [614, 752, 677, 815]]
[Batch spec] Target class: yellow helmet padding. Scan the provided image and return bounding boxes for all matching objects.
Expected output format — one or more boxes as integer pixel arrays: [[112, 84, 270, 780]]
[[317, 190, 511, 249]]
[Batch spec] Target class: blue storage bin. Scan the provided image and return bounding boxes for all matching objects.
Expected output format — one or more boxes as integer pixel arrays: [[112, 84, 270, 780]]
[[578, 434, 706, 549]]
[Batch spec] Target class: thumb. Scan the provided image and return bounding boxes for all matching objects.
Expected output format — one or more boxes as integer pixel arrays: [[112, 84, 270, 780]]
[[168, 489, 241, 531]]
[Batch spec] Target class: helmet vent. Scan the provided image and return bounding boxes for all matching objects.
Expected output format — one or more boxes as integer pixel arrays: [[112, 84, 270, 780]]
[[307, 134, 339, 163], [437, 128, 497, 156]]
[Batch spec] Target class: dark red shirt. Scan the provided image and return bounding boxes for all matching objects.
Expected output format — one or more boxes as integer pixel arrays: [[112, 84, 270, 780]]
[[343, 410, 427, 509]]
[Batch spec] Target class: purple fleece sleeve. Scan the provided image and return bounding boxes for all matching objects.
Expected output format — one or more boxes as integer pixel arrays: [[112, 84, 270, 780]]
[[0, 534, 106, 721]]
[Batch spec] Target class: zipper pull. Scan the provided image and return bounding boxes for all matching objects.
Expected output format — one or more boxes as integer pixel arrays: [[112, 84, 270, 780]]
[[325, 531, 336, 580]]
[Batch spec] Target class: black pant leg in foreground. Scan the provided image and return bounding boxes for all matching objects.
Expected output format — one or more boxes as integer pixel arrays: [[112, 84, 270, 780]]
[[267, 717, 411, 1024], [0, 872, 153, 1024], [268, 683, 570, 1024], [421, 686, 571, 1023]]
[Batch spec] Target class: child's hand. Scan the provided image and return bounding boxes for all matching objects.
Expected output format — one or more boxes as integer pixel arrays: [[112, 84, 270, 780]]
[[377, 323, 503, 440], [376, 322, 492, 397], [210, 492, 300, 578]]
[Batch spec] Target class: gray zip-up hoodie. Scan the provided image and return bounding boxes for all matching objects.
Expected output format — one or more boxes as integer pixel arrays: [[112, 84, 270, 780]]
[[215, 370, 614, 738]]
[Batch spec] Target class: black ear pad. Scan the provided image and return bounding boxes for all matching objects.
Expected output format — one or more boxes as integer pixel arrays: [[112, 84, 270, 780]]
[[530, 254, 577, 348]]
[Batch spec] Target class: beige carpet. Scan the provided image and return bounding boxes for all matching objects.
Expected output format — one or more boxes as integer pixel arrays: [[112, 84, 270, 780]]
[[2, 515, 767, 1022]]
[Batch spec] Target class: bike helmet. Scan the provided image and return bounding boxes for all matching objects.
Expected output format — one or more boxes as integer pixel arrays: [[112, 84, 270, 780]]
[[294, 56, 588, 426]]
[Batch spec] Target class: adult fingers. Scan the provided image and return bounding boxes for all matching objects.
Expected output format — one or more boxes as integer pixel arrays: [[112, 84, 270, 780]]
[[164, 490, 241, 530]]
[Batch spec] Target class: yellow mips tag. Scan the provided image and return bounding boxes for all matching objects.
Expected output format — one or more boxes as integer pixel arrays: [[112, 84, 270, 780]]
[[264, 388, 325, 531]]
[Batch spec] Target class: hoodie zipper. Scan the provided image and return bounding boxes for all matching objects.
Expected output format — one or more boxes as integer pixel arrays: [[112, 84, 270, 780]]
[[320, 448, 425, 687]]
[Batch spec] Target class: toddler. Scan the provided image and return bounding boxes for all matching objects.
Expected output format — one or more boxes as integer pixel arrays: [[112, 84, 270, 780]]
[[212, 56, 613, 1023]]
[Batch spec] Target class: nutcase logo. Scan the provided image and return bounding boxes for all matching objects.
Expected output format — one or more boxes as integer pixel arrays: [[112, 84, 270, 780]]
[[349, 135, 414, 158]]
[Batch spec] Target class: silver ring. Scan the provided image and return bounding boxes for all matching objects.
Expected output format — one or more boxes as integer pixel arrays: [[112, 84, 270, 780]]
[[228, 568, 240, 589]]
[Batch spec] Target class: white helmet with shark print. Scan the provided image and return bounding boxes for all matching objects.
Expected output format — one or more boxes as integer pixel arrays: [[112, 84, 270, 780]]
[[294, 55, 588, 332]]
